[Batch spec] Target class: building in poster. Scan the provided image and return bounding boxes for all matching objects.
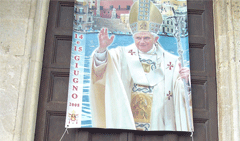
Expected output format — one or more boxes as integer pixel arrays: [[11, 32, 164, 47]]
[[155, 0, 188, 36], [74, 0, 188, 36], [94, 0, 134, 19], [74, 1, 95, 31]]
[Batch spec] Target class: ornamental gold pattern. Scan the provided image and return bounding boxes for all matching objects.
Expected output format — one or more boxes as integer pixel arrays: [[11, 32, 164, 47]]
[[131, 93, 153, 123], [129, 0, 162, 34]]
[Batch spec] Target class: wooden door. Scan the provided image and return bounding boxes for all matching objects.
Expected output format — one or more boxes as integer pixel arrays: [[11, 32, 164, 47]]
[[35, 0, 218, 140]]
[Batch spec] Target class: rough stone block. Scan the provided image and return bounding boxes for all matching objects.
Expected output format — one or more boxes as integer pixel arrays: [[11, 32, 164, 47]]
[[0, 19, 28, 55], [0, 1, 31, 19], [0, 55, 22, 141]]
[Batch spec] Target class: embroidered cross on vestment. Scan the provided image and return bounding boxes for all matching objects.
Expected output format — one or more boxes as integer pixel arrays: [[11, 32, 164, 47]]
[[167, 62, 174, 70], [128, 49, 136, 55], [167, 91, 172, 100]]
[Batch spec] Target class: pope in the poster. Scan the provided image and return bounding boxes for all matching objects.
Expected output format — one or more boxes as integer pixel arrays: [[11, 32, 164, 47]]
[[89, 0, 193, 131]]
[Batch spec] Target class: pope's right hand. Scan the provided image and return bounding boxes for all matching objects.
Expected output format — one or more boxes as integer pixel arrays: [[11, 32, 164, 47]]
[[98, 28, 115, 53]]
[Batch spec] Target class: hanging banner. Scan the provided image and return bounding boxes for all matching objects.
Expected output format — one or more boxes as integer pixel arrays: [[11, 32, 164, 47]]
[[66, 0, 194, 132]]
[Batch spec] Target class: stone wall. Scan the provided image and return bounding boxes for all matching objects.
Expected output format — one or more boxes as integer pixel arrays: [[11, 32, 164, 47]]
[[0, 0, 239, 141], [0, 0, 49, 140], [214, 0, 240, 140], [0, 0, 34, 140]]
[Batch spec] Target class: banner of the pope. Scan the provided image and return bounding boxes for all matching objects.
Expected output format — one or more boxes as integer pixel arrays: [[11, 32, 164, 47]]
[[65, 0, 194, 132]]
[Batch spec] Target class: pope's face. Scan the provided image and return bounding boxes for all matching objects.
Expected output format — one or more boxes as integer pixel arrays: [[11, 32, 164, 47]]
[[133, 32, 159, 53]]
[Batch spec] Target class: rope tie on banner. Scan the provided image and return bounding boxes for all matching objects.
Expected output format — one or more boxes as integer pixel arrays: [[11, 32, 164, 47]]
[[59, 128, 69, 141], [190, 132, 194, 141]]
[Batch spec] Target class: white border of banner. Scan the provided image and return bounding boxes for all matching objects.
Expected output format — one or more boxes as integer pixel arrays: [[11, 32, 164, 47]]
[[65, 33, 86, 128]]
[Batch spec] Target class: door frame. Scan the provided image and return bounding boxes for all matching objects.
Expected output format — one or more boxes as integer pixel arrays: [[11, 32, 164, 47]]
[[20, 0, 236, 140]]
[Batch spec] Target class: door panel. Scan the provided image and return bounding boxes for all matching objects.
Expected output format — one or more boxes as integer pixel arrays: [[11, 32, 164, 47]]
[[35, 0, 218, 140]]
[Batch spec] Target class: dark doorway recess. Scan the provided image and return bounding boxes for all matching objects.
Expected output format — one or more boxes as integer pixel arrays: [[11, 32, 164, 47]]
[[35, 0, 218, 141]]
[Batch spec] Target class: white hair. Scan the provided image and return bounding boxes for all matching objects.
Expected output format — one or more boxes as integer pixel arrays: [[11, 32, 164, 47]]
[[150, 32, 158, 38]]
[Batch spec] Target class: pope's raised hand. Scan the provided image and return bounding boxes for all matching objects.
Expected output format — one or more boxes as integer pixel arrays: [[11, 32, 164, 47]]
[[98, 28, 115, 53]]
